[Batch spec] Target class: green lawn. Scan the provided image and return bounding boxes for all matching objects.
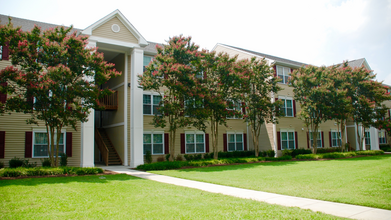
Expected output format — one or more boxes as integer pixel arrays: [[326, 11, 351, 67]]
[[151, 155, 391, 210], [0, 174, 345, 219]]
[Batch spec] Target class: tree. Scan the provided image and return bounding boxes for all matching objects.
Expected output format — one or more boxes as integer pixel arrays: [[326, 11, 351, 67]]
[[290, 65, 330, 154], [139, 35, 203, 161], [238, 57, 282, 157], [0, 19, 121, 166]]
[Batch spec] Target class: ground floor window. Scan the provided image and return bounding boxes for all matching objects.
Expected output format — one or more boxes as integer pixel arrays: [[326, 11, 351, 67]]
[[379, 130, 387, 144], [309, 132, 322, 148], [186, 133, 205, 153], [227, 133, 243, 151], [365, 131, 371, 149], [331, 131, 342, 147], [33, 132, 65, 157], [143, 133, 164, 155], [281, 131, 295, 150]]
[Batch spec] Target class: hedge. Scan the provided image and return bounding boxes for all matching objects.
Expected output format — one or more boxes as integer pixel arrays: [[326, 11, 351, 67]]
[[296, 150, 384, 159], [0, 167, 104, 177]]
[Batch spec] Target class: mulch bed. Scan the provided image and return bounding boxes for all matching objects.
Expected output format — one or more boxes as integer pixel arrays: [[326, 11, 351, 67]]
[[0, 170, 119, 180]]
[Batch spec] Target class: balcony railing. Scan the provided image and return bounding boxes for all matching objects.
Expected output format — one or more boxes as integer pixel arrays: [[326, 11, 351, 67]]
[[98, 91, 118, 110]]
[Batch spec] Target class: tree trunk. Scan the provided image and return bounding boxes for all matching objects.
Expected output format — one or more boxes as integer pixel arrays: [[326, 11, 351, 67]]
[[169, 129, 176, 161], [211, 118, 218, 160], [355, 122, 365, 151], [340, 121, 346, 152], [311, 124, 318, 154], [252, 128, 259, 157], [55, 125, 62, 167], [50, 126, 56, 166]]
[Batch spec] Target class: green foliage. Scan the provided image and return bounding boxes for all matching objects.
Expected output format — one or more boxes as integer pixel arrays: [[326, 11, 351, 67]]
[[165, 154, 170, 161], [296, 150, 384, 160], [317, 148, 341, 154], [379, 144, 391, 152], [9, 157, 24, 168], [137, 161, 187, 171], [184, 154, 203, 161], [355, 150, 384, 155], [203, 152, 214, 159], [175, 154, 183, 161], [217, 150, 255, 158], [282, 149, 312, 158], [145, 151, 152, 164], [59, 153, 68, 166], [265, 155, 292, 161], [0, 161, 3, 168], [0, 167, 103, 177], [295, 154, 320, 159], [41, 158, 52, 167]]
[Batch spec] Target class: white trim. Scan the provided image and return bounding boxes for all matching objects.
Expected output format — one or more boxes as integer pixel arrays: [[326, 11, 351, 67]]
[[110, 82, 124, 90], [143, 132, 165, 155], [102, 122, 124, 129], [89, 36, 139, 49], [31, 130, 66, 158], [278, 96, 294, 117], [124, 52, 128, 166], [226, 132, 244, 152], [184, 131, 206, 154]]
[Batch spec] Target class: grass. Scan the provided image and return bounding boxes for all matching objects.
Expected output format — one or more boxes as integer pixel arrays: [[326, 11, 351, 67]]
[[151, 154, 391, 210], [0, 174, 345, 219]]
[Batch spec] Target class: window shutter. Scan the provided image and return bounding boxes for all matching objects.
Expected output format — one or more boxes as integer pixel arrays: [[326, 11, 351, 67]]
[[295, 132, 298, 149], [307, 132, 309, 149], [0, 131, 5, 158], [180, 133, 185, 154], [205, 133, 209, 153], [164, 133, 169, 154], [277, 132, 281, 150], [273, 65, 277, 77], [321, 132, 324, 148], [66, 132, 72, 157], [241, 102, 246, 115], [203, 71, 207, 79], [388, 109, 390, 118], [2, 42, 9, 60], [223, 133, 227, 152], [25, 131, 32, 158], [243, 133, 247, 151], [0, 82, 7, 104], [293, 100, 296, 117], [329, 132, 332, 148], [27, 95, 34, 110]]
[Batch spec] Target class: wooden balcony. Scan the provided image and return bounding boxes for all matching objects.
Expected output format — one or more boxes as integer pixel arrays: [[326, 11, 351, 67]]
[[98, 91, 118, 110]]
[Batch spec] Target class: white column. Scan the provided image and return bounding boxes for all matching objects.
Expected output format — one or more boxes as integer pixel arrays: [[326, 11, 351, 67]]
[[130, 48, 144, 168], [370, 127, 379, 150], [124, 52, 128, 166], [80, 40, 97, 167]]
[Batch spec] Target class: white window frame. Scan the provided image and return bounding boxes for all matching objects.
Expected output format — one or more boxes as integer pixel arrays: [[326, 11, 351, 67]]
[[309, 131, 322, 148], [277, 65, 291, 84], [32, 129, 66, 158], [279, 96, 294, 117], [379, 130, 387, 144], [143, 92, 162, 115], [227, 100, 242, 119], [185, 131, 205, 154], [143, 131, 165, 155], [227, 132, 244, 151], [280, 129, 295, 150], [365, 130, 371, 149], [330, 131, 342, 147]]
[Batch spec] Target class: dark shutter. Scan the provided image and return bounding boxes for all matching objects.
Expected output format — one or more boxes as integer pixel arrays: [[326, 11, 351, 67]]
[[223, 133, 227, 152], [243, 133, 247, 151], [273, 65, 277, 77], [0, 82, 7, 104], [307, 132, 309, 149], [242, 102, 246, 115], [0, 131, 5, 158], [293, 100, 296, 117], [277, 132, 281, 150], [25, 131, 32, 158], [2, 42, 9, 60], [388, 109, 390, 118], [205, 133, 209, 153], [27, 95, 34, 110], [321, 131, 324, 148], [164, 133, 169, 154], [180, 133, 185, 154], [203, 71, 207, 79], [295, 132, 298, 149], [66, 132, 72, 157], [329, 132, 332, 148]]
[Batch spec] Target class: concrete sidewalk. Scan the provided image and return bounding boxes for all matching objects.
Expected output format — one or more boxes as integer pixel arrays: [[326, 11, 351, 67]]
[[100, 165, 391, 220]]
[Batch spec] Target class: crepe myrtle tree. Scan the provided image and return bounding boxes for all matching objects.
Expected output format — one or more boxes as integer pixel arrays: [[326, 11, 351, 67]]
[[238, 57, 282, 157], [139, 35, 205, 161], [290, 65, 330, 154], [0, 19, 121, 166]]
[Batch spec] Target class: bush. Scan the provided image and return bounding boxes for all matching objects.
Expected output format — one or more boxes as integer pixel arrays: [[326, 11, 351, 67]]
[[203, 152, 214, 159], [145, 151, 152, 164], [0, 161, 3, 169], [175, 154, 183, 161], [379, 144, 391, 152], [9, 157, 24, 168], [287, 149, 312, 158], [165, 154, 170, 161], [296, 154, 320, 159], [317, 148, 339, 154], [137, 161, 186, 171], [157, 156, 165, 162], [265, 155, 292, 161], [355, 150, 384, 155], [59, 153, 68, 166], [41, 158, 52, 167], [321, 152, 356, 159], [0, 167, 103, 177], [217, 150, 254, 159]]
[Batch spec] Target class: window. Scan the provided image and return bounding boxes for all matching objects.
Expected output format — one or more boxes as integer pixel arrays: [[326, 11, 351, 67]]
[[379, 130, 386, 144], [0, 45, 2, 60], [33, 132, 65, 157], [143, 56, 153, 72], [227, 133, 243, 151], [143, 94, 161, 115], [365, 131, 371, 149], [281, 131, 295, 150], [143, 133, 164, 155], [227, 101, 242, 119], [281, 98, 294, 117], [331, 131, 342, 147], [277, 66, 291, 84], [309, 132, 322, 148], [195, 71, 204, 79], [185, 133, 205, 153]]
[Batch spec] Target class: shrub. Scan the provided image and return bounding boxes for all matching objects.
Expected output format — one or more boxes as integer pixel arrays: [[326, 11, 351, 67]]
[[203, 152, 213, 159], [282, 150, 293, 157], [137, 161, 186, 171], [321, 152, 356, 159], [0, 167, 103, 177], [165, 154, 170, 161], [317, 148, 339, 154], [41, 158, 52, 167], [0, 161, 3, 168], [157, 156, 165, 162], [291, 149, 312, 158], [23, 159, 37, 168], [176, 154, 183, 161], [9, 157, 24, 168], [59, 153, 68, 166], [265, 155, 292, 161], [296, 154, 319, 159], [379, 144, 391, 152], [145, 151, 152, 164], [184, 154, 193, 161], [265, 150, 275, 157], [355, 150, 384, 155]]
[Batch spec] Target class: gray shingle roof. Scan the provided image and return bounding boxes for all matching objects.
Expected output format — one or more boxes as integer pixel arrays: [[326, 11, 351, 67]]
[[220, 44, 307, 67]]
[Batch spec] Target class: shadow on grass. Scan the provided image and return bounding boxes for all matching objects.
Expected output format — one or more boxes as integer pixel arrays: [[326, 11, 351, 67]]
[[0, 173, 146, 186]]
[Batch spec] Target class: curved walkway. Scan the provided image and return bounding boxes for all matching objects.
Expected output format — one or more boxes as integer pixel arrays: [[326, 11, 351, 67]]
[[100, 165, 391, 220]]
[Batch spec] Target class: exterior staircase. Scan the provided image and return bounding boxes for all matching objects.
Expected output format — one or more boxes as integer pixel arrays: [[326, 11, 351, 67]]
[[95, 128, 122, 166]]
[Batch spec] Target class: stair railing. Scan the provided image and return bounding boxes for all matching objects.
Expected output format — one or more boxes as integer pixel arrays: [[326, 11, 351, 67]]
[[95, 128, 109, 166]]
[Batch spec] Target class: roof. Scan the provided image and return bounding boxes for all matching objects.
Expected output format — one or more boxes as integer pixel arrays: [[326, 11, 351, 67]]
[[217, 43, 307, 67], [333, 58, 371, 71]]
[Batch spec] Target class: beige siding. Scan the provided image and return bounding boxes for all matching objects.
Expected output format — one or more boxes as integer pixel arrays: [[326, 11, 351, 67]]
[[0, 112, 81, 167], [92, 17, 138, 44], [213, 45, 254, 61]]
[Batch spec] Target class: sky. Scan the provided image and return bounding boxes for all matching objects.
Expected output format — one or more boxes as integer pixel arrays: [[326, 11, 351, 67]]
[[1, 0, 390, 85]]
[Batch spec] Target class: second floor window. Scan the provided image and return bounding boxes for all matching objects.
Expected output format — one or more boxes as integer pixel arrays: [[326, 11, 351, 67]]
[[277, 66, 291, 84], [143, 94, 161, 115], [281, 98, 294, 117], [143, 56, 153, 72]]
